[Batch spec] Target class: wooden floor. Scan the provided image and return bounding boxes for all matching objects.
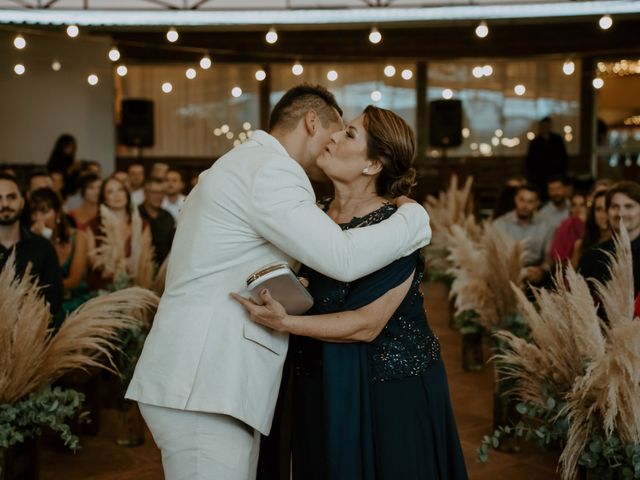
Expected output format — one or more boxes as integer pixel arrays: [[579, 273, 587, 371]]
[[40, 282, 560, 479]]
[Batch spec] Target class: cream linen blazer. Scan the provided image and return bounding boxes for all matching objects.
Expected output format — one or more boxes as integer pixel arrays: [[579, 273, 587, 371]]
[[125, 131, 432, 435]]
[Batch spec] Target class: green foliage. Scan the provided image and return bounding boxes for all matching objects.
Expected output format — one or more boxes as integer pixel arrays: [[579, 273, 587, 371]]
[[453, 310, 482, 335], [117, 324, 148, 395], [579, 433, 640, 479], [0, 386, 85, 450]]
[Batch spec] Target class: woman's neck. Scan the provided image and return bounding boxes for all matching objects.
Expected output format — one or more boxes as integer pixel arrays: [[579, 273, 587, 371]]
[[109, 207, 129, 224], [329, 182, 385, 223]]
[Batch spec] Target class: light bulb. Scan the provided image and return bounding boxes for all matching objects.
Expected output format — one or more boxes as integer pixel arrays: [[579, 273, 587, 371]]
[[13, 34, 26, 50], [514, 84, 526, 95], [599, 15, 613, 30], [14, 64, 25, 75], [442, 89, 453, 100], [166, 27, 179, 43], [371, 90, 382, 102], [526, 131, 535, 140], [51, 60, 62, 71], [108, 47, 120, 62], [186, 68, 197, 79], [495, 129, 504, 137], [243, 122, 252, 130], [199, 54, 212, 69], [292, 63, 303, 76], [368, 27, 382, 44], [593, 78, 604, 89], [231, 87, 242, 98], [66, 25, 79, 38], [87, 74, 99, 86], [265, 28, 278, 44], [482, 65, 493, 76], [562, 60, 575, 75], [116, 65, 128, 77], [326, 70, 338, 82], [255, 70, 266, 81], [472, 66, 483, 78], [401, 69, 413, 80], [475, 21, 489, 38], [383, 65, 396, 77], [162, 82, 173, 93]]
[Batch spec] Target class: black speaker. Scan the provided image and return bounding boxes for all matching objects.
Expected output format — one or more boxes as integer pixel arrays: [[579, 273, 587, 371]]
[[119, 99, 154, 147], [429, 99, 463, 148]]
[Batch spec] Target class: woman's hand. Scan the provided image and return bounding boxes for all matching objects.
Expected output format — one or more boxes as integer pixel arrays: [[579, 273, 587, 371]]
[[230, 289, 290, 333]]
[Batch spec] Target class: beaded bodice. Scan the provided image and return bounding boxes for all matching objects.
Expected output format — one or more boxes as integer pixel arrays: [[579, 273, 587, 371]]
[[295, 200, 441, 382]]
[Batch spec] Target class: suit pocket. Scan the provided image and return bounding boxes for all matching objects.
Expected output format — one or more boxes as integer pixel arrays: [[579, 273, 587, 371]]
[[243, 320, 288, 355]]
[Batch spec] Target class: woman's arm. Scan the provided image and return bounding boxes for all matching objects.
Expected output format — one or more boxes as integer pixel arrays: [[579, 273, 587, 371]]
[[64, 230, 88, 290], [231, 270, 415, 343]]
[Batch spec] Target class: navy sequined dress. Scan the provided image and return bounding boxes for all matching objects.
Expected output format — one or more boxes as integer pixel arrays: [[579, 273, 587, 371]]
[[291, 202, 468, 480]]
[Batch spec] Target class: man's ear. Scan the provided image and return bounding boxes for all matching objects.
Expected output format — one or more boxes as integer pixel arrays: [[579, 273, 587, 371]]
[[303, 110, 317, 135]]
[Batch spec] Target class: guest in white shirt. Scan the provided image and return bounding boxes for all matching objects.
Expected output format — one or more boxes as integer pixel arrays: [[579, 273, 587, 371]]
[[128, 162, 145, 206], [162, 168, 186, 221], [539, 174, 571, 232]]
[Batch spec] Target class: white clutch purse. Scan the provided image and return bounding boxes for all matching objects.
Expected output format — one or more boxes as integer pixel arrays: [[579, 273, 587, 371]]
[[246, 263, 314, 315]]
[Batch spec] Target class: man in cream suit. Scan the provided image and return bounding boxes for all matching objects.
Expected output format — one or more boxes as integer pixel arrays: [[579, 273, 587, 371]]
[[126, 85, 431, 480]]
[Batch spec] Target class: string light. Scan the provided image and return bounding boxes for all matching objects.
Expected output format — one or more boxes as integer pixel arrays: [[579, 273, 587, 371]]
[[166, 27, 179, 43], [66, 25, 79, 38], [472, 66, 483, 78], [495, 129, 504, 137], [369, 27, 382, 44], [199, 54, 212, 69], [599, 14, 613, 30], [225, 132, 234, 139], [514, 84, 526, 95], [14, 64, 25, 75], [383, 65, 396, 77], [255, 70, 266, 81], [462, 128, 470, 138], [185, 68, 197, 79], [292, 62, 303, 76], [51, 60, 61, 71], [221, 124, 229, 133], [442, 88, 453, 100], [562, 60, 575, 75], [243, 122, 252, 130], [116, 65, 128, 77], [563, 125, 572, 134], [108, 46, 120, 62], [231, 87, 242, 97], [526, 131, 535, 140], [327, 70, 338, 81], [87, 74, 99, 86], [401, 69, 413, 80], [482, 65, 493, 76], [475, 21, 489, 38], [162, 82, 173, 93], [592, 78, 604, 89], [13, 34, 26, 50], [265, 28, 278, 44], [371, 90, 382, 102]]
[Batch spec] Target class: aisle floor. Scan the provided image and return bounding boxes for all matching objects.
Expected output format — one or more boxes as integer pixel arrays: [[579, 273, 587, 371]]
[[40, 282, 560, 480]]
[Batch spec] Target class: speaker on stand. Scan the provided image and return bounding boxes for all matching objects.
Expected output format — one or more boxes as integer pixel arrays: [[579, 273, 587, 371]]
[[119, 99, 154, 161], [428, 99, 463, 159]]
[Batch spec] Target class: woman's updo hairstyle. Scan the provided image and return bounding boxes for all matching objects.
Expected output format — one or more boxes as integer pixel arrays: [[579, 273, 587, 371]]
[[362, 105, 417, 198]]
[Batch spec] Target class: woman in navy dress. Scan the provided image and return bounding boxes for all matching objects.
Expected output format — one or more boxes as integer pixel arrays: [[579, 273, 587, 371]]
[[234, 105, 467, 480]]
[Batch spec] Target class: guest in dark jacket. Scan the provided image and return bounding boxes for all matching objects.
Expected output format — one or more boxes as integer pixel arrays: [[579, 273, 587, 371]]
[[525, 117, 568, 200], [138, 177, 175, 267]]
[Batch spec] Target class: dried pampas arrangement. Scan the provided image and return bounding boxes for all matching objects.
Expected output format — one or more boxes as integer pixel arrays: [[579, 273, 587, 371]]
[[487, 224, 639, 479], [0, 253, 159, 405], [448, 222, 526, 331]]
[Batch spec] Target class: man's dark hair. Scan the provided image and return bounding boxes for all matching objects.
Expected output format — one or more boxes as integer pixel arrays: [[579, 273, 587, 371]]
[[269, 84, 343, 132], [78, 172, 101, 195], [605, 180, 640, 210], [0, 172, 21, 192], [167, 168, 185, 183], [128, 162, 144, 171], [546, 174, 572, 186], [515, 183, 540, 198], [144, 177, 165, 187], [27, 169, 51, 184]]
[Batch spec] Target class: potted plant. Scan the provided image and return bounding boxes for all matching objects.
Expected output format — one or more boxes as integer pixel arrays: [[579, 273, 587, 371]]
[[0, 252, 158, 479]]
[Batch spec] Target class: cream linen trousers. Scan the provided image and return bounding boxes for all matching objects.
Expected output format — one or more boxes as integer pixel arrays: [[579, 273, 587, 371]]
[[138, 402, 261, 480]]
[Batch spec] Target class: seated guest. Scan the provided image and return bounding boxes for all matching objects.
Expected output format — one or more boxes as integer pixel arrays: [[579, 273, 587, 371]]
[[162, 168, 186, 222], [492, 176, 525, 220], [150, 162, 169, 181], [539, 174, 572, 232], [68, 173, 101, 231], [493, 183, 555, 285], [128, 163, 146, 206], [27, 170, 54, 198], [29, 187, 92, 316], [139, 177, 175, 267], [86, 176, 149, 291], [571, 189, 611, 268], [549, 191, 587, 265], [0, 174, 63, 316], [113, 170, 131, 191], [579, 180, 640, 297]]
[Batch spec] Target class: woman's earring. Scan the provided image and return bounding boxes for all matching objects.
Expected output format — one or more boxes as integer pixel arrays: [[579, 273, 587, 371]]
[[362, 167, 369, 174]]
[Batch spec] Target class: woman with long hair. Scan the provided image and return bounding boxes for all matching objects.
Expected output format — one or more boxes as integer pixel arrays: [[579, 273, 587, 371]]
[[68, 173, 102, 231], [234, 106, 467, 480], [29, 187, 92, 317], [572, 189, 611, 268]]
